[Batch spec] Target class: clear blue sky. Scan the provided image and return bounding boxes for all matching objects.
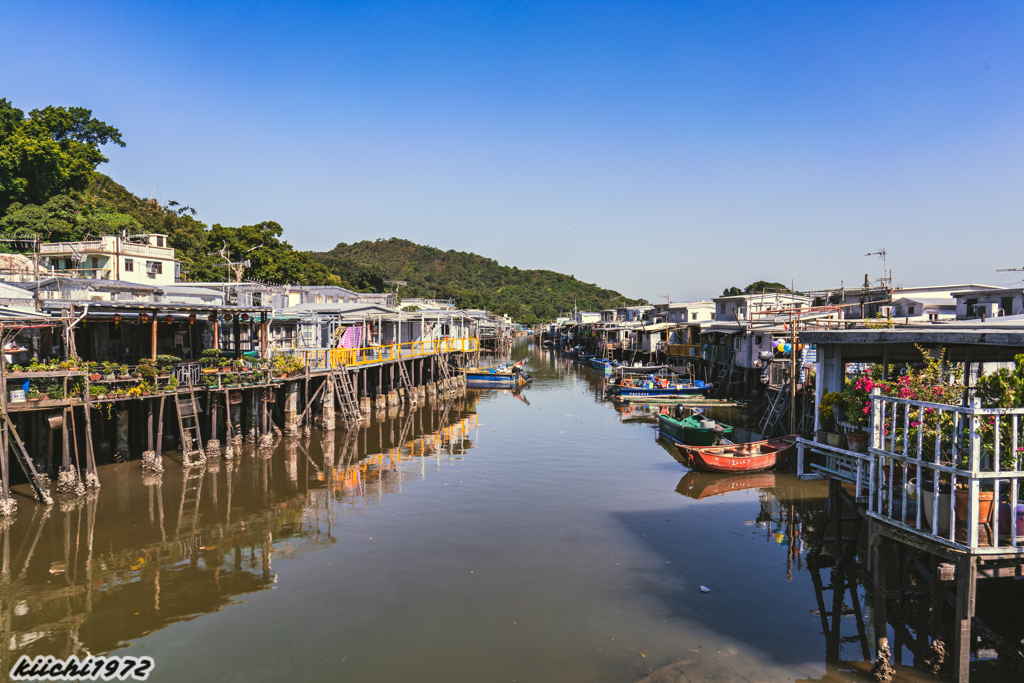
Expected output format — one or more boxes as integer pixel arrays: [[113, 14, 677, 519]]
[[3, 1, 1022, 301]]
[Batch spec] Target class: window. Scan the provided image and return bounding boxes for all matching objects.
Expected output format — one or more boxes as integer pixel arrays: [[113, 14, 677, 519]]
[[691, 312, 697, 320], [755, 335, 763, 345], [908, 306, 915, 316], [124, 258, 134, 272], [91, 256, 99, 269], [155, 235, 165, 247], [1001, 297, 1013, 316], [145, 261, 162, 278]]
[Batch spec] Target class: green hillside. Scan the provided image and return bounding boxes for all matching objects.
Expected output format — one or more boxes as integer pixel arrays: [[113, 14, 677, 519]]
[[312, 238, 644, 323], [0, 98, 639, 322]]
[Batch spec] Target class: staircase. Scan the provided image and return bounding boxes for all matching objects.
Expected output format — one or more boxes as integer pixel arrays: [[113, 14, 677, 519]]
[[331, 369, 363, 427], [175, 388, 204, 462]]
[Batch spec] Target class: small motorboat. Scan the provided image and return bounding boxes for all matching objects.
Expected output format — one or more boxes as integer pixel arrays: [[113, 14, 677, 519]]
[[676, 436, 798, 473], [607, 376, 710, 398], [657, 412, 733, 446], [465, 358, 532, 388]]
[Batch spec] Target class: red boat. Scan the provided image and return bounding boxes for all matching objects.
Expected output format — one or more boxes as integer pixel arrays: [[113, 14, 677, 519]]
[[676, 435, 798, 472]]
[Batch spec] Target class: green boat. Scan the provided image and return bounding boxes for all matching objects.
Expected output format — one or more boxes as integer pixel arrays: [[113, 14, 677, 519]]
[[657, 412, 733, 447]]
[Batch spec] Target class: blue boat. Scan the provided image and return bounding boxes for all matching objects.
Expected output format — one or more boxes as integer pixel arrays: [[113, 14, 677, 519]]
[[465, 359, 531, 388], [590, 357, 617, 373], [606, 376, 710, 398]]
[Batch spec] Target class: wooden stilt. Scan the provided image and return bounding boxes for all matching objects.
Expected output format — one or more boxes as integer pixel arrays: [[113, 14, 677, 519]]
[[954, 555, 977, 682]]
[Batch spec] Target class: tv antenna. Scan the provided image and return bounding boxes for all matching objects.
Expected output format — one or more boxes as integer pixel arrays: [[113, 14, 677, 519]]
[[996, 266, 1024, 272], [865, 248, 892, 289], [209, 239, 261, 283], [384, 279, 407, 295]]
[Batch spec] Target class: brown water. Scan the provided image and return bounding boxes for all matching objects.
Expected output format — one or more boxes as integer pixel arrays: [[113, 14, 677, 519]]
[[1, 343, 1007, 681]]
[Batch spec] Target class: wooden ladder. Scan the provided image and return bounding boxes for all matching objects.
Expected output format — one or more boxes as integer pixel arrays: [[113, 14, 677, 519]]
[[331, 369, 363, 427], [397, 359, 413, 394], [4, 414, 53, 505], [175, 388, 204, 460], [436, 354, 452, 382]]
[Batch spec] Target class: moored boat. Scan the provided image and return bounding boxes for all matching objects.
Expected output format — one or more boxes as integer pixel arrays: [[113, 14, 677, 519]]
[[608, 376, 710, 398], [465, 359, 531, 388], [589, 357, 617, 373], [676, 435, 798, 473], [657, 412, 733, 446]]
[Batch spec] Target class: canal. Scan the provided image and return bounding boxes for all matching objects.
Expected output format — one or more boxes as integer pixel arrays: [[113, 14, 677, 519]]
[[4, 342, 1001, 681]]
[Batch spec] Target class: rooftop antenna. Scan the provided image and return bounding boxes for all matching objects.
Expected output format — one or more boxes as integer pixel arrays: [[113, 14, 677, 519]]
[[865, 248, 892, 289], [384, 279, 407, 296], [996, 267, 1024, 272], [209, 239, 261, 283]]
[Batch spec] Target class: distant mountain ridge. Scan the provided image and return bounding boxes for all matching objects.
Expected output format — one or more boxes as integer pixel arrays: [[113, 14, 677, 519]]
[[311, 238, 644, 323]]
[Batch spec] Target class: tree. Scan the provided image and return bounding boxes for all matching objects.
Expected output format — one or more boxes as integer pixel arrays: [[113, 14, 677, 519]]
[[0, 99, 124, 215], [722, 286, 742, 296]]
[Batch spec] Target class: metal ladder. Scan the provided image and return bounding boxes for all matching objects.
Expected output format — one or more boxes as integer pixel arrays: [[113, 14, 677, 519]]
[[175, 388, 204, 460], [331, 369, 363, 427], [758, 386, 791, 437]]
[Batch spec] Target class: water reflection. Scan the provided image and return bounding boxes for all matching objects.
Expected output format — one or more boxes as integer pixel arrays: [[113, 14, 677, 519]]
[[0, 396, 479, 670]]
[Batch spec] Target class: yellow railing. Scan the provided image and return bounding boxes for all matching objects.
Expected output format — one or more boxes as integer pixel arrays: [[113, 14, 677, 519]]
[[288, 337, 479, 370], [665, 343, 701, 358]]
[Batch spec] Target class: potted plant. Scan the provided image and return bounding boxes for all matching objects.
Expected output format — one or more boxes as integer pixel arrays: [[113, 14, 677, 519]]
[[224, 373, 239, 387], [165, 376, 179, 393], [8, 364, 22, 373], [27, 387, 40, 401], [101, 361, 119, 381], [818, 391, 845, 446], [155, 354, 180, 375], [118, 364, 131, 379], [48, 384, 65, 400], [205, 377, 220, 390], [89, 384, 106, 400], [126, 386, 142, 399]]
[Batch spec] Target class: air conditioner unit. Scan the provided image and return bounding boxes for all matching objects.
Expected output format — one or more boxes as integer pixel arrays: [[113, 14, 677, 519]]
[[145, 263, 160, 274], [879, 306, 893, 317]]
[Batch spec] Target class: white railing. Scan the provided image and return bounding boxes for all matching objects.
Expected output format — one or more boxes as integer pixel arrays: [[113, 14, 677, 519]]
[[866, 388, 1024, 554], [121, 242, 174, 258], [40, 241, 105, 254]]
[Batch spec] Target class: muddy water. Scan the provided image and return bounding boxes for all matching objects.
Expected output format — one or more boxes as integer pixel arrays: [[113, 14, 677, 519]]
[[0, 344, 953, 681]]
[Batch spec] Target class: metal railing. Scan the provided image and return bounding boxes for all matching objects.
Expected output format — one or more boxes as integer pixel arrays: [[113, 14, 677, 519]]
[[281, 337, 479, 371], [867, 389, 1024, 554]]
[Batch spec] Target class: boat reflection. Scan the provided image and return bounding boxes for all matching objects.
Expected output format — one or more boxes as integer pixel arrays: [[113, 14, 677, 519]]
[[675, 470, 777, 500]]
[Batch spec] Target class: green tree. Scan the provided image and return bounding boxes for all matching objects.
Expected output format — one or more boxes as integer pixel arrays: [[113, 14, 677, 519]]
[[0, 99, 124, 215]]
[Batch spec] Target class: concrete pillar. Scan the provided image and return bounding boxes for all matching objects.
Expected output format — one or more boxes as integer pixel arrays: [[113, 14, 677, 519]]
[[320, 377, 336, 430], [387, 390, 399, 407], [360, 396, 371, 417], [284, 381, 300, 435], [374, 394, 386, 412]]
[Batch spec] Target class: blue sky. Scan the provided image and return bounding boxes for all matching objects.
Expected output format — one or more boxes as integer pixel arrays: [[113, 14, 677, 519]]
[[3, 1, 1022, 301]]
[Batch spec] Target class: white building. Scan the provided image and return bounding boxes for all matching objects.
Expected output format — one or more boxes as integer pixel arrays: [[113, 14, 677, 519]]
[[39, 234, 178, 285], [712, 292, 812, 322]]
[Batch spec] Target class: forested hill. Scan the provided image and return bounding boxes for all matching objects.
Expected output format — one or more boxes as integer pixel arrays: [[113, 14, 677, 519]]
[[312, 238, 644, 323], [0, 99, 638, 323]]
